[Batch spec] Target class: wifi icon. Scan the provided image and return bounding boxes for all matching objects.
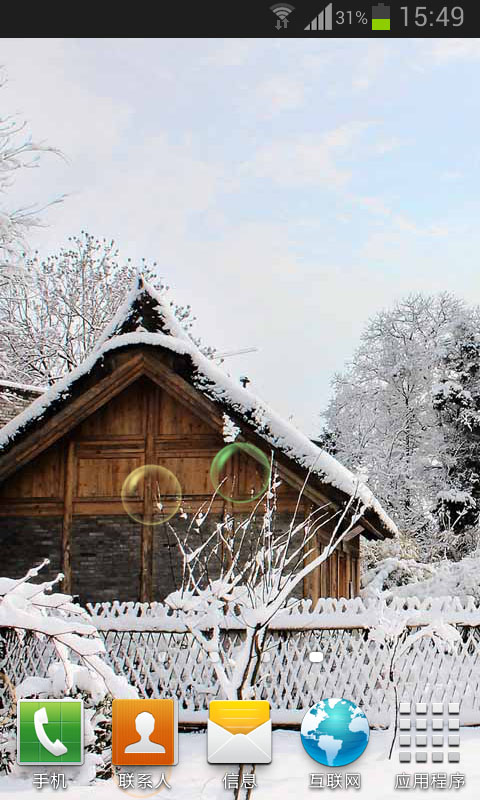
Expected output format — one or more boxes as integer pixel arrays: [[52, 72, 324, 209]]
[[270, 3, 295, 29]]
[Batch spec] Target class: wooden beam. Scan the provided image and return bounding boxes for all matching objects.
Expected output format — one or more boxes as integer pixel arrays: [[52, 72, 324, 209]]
[[274, 461, 337, 514], [0, 500, 63, 516], [61, 441, 75, 595], [0, 353, 146, 482], [302, 501, 320, 603], [74, 435, 146, 445], [139, 388, 156, 602], [341, 524, 364, 543], [142, 353, 224, 435], [338, 552, 346, 599]]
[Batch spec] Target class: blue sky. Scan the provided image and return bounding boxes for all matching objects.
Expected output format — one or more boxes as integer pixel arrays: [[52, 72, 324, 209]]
[[2, 37, 480, 434]]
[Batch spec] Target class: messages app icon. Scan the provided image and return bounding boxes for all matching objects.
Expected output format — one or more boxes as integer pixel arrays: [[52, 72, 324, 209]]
[[17, 699, 84, 765], [208, 701, 272, 764]]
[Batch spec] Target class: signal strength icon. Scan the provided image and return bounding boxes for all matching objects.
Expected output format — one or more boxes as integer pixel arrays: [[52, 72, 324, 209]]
[[305, 2, 333, 30], [270, 3, 295, 29]]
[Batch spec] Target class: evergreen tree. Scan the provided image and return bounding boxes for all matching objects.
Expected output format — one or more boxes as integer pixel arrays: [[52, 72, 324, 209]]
[[431, 313, 480, 552]]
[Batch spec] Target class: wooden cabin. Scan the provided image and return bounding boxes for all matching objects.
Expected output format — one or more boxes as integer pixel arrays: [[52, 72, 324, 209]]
[[0, 279, 396, 605]]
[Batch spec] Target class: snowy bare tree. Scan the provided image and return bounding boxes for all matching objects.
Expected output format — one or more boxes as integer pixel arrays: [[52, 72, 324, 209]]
[[0, 69, 61, 283], [321, 293, 480, 560], [369, 611, 460, 758], [165, 476, 365, 799], [0, 560, 136, 777], [0, 560, 136, 708], [0, 232, 199, 385]]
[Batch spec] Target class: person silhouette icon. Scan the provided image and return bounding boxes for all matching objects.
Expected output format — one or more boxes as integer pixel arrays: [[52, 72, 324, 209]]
[[124, 711, 165, 754]]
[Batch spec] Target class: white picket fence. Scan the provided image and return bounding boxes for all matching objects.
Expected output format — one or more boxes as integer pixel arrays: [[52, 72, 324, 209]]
[[2, 596, 480, 727]]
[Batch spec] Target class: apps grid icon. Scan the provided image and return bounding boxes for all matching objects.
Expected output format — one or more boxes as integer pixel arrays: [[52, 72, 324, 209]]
[[398, 701, 460, 764], [17, 699, 84, 765]]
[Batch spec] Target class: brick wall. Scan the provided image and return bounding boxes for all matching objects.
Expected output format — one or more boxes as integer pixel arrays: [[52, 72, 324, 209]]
[[149, 511, 309, 600], [0, 512, 349, 604], [69, 512, 311, 603], [152, 522, 184, 601], [0, 515, 191, 604], [0, 517, 62, 585], [71, 516, 142, 605]]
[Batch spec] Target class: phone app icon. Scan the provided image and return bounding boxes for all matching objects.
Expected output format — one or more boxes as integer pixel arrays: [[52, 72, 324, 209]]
[[17, 699, 84, 765], [112, 699, 178, 766], [208, 701, 272, 764]]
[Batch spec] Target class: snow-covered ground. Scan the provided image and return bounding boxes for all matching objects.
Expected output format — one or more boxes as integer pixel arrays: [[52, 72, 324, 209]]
[[1, 729, 478, 799]]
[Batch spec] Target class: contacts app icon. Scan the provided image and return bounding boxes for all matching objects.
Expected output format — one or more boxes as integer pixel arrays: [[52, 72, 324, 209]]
[[112, 699, 178, 766]]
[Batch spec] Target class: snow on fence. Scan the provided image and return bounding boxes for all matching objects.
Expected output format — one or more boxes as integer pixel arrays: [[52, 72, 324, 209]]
[[2, 596, 480, 727]]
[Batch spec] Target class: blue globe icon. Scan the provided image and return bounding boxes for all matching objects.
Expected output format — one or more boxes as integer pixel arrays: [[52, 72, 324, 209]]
[[301, 698, 370, 767]]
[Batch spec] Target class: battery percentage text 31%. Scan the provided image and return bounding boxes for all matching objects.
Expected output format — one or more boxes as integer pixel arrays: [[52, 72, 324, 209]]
[[336, 10, 368, 24]]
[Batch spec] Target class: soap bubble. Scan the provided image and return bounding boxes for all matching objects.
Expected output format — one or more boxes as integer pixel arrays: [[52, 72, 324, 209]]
[[121, 465, 182, 525], [210, 443, 271, 503]]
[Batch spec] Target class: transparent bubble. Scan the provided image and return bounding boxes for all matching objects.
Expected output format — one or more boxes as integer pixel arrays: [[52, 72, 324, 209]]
[[210, 443, 271, 503], [121, 465, 182, 525]]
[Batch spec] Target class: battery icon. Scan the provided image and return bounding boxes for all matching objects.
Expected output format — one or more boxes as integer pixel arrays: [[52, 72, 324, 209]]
[[372, 2, 390, 30]]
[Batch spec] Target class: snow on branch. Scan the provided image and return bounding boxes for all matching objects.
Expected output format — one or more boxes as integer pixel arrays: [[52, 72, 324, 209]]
[[0, 70, 63, 278], [160, 479, 366, 701], [0, 560, 136, 699]]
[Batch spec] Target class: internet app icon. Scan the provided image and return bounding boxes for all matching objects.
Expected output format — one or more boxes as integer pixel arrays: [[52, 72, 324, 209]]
[[301, 698, 369, 766], [17, 699, 84, 765]]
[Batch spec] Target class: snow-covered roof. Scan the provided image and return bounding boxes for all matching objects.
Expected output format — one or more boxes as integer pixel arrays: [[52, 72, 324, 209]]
[[0, 278, 398, 537], [0, 379, 45, 428]]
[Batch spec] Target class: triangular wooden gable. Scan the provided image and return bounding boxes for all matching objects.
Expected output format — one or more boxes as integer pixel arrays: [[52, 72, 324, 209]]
[[0, 346, 329, 510], [0, 277, 394, 543]]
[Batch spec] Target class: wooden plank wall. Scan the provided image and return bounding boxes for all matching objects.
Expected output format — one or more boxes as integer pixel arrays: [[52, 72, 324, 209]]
[[0, 377, 362, 599], [0, 379, 299, 514]]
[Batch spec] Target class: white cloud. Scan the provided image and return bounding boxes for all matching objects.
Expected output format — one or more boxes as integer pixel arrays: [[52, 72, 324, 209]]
[[29, 133, 225, 257], [0, 39, 132, 158], [430, 38, 480, 63], [244, 138, 350, 188], [322, 121, 373, 148], [373, 136, 407, 155], [256, 76, 306, 115], [301, 52, 336, 71], [352, 43, 389, 90], [441, 170, 463, 182], [359, 213, 457, 268], [205, 39, 261, 67], [243, 122, 373, 189], [355, 195, 392, 217], [391, 214, 419, 233]]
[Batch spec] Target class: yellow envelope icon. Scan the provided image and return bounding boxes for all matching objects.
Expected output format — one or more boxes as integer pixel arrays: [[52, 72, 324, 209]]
[[207, 701, 272, 764]]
